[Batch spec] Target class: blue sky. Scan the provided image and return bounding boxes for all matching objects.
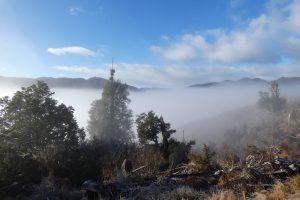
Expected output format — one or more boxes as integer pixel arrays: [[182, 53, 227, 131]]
[[0, 0, 300, 87]]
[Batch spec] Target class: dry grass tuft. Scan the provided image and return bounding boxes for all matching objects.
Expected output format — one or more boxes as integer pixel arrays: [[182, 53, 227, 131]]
[[288, 175, 300, 194], [255, 175, 300, 200], [209, 190, 244, 200], [266, 181, 287, 200]]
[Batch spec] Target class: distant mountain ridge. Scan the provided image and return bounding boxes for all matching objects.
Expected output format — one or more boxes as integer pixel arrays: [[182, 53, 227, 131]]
[[189, 77, 300, 88], [1, 76, 300, 90], [0, 76, 138, 90]]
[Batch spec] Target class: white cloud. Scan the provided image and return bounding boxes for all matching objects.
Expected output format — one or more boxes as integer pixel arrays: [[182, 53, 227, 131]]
[[53, 62, 300, 88], [285, 0, 300, 33], [68, 6, 83, 15], [150, 0, 300, 65], [47, 46, 98, 57], [164, 44, 197, 62]]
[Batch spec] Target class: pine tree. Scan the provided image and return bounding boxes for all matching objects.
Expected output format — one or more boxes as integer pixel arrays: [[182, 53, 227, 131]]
[[87, 69, 133, 144]]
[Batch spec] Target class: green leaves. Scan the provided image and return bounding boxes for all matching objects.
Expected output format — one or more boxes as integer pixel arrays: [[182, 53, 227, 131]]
[[0, 81, 87, 188], [136, 111, 161, 145], [136, 111, 176, 146], [0, 81, 84, 155]]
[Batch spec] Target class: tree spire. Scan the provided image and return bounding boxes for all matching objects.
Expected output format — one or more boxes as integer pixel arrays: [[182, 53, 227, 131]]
[[110, 58, 115, 81]]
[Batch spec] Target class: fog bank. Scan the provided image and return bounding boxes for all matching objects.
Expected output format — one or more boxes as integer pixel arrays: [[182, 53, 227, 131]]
[[0, 84, 299, 142]]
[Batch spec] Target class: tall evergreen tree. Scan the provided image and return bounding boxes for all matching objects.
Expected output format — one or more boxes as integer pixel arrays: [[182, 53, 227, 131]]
[[87, 69, 133, 144]]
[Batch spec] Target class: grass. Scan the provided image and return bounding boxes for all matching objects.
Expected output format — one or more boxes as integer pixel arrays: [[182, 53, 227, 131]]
[[253, 175, 300, 200], [209, 190, 245, 200]]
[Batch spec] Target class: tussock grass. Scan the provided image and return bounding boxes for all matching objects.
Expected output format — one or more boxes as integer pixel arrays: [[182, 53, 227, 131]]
[[253, 175, 300, 200], [209, 190, 245, 200]]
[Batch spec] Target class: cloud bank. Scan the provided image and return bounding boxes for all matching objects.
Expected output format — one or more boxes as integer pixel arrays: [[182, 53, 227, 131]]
[[150, 1, 300, 65]]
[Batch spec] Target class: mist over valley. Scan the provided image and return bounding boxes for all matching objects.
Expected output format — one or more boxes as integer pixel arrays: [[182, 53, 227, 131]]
[[1, 76, 300, 144]]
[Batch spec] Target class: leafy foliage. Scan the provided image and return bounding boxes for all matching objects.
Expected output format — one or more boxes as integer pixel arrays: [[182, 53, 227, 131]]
[[0, 81, 85, 155], [0, 82, 88, 188], [136, 111, 175, 145], [136, 111, 176, 159], [136, 111, 161, 145], [45, 141, 104, 185], [0, 146, 44, 187]]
